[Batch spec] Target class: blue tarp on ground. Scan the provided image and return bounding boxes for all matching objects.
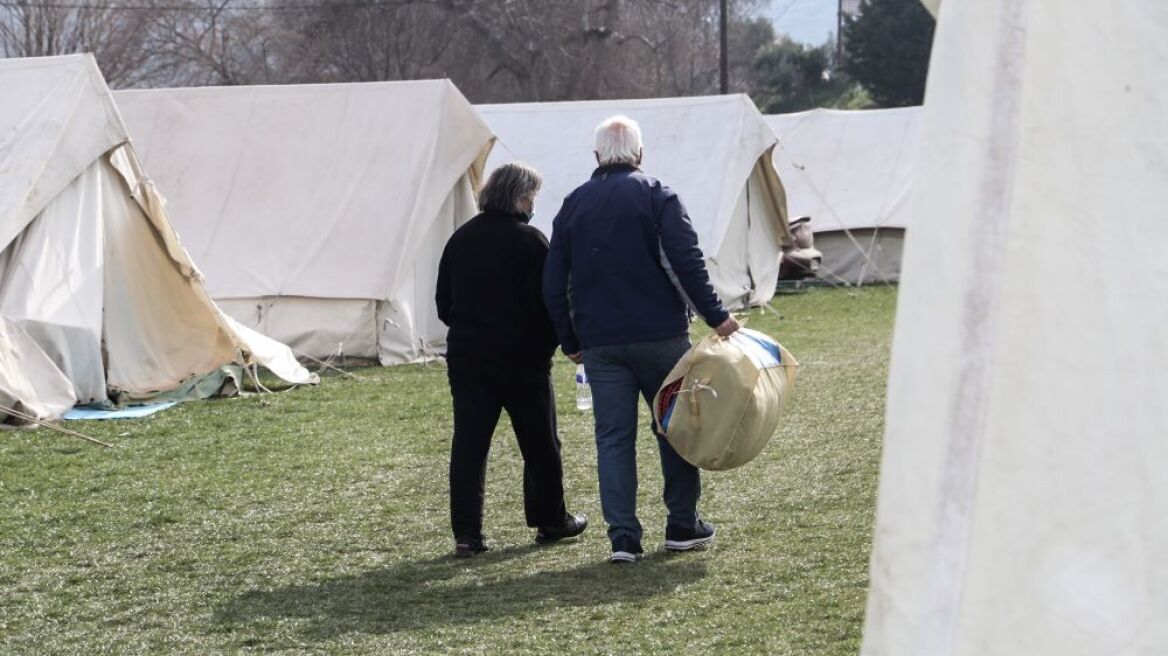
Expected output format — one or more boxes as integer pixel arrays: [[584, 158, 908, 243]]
[[64, 401, 177, 421]]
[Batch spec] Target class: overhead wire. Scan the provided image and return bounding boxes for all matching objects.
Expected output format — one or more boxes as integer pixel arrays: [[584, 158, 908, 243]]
[[0, 0, 396, 11], [770, 0, 804, 25]]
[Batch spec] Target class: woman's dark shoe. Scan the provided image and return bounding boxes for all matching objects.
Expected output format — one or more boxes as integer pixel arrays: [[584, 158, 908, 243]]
[[535, 512, 588, 544], [453, 537, 489, 558]]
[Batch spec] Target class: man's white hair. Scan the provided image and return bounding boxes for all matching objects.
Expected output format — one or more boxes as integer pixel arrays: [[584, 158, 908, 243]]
[[594, 115, 643, 166]]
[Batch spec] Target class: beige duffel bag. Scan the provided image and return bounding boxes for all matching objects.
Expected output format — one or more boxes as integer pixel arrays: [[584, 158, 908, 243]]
[[653, 328, 798, 470]]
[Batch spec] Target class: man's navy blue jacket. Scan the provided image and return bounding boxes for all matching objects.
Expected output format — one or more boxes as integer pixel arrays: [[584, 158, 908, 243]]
[[542, 163, 729, 354]]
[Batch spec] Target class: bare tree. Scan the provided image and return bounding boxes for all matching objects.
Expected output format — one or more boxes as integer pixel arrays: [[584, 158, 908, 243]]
[[0, 0, 157, 86], [274, 0, 453, 83], [1, 0, 772, 98], [139, 0, 291, 86]]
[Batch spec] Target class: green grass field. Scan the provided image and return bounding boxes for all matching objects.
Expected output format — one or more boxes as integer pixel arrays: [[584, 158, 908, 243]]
[[0, 286, 897, 655]]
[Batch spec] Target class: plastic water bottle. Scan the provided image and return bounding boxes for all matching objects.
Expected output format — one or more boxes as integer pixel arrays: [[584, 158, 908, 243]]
[[575, 364, 592, 411]]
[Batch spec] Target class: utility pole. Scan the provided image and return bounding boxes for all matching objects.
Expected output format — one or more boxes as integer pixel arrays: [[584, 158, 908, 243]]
[[719, 0, 729, 94], [836, 0, 843, 64]]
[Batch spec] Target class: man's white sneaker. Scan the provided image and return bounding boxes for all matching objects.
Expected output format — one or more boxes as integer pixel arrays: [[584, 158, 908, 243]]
[[664, 519, 716, 551], [610, 550, 643, 564]]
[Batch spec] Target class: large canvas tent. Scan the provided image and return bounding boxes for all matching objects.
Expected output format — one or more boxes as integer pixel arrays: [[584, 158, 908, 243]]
[[478, 95, 790, 309], [114, 80, 495, 364], [766, 107, 922, 284], [0, 54, 314, 422], [862, 1, 1168, 654]]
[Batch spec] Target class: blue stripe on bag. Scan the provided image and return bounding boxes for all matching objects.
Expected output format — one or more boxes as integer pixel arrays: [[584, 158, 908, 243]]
[[736, 329, 781, 368]]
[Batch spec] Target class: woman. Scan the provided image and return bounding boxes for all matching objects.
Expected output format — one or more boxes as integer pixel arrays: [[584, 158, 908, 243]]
[[435, 162, 587, 557]]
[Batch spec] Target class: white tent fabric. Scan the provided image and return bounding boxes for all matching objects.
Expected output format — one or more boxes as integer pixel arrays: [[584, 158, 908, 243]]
[[0, 317, 76, 421], [863, 1, 1168, 655], [115, 81, 495, 364], [478, 95, 790, 309], [0, 54, 315, 420], [766, 107, 922, 284], [0, 54, 126, 253]]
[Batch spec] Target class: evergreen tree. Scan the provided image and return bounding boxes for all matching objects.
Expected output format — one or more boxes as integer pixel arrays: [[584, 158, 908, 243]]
[[750, 37, 863, 114], [841, 0, 935, 107]]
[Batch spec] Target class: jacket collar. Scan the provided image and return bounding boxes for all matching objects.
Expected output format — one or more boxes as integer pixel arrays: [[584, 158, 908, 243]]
[[481, 209, 531, 224], [591, 162, 640, 178]]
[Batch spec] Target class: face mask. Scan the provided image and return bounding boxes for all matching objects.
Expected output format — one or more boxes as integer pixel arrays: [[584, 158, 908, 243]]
[[522, 210, 534, 223]]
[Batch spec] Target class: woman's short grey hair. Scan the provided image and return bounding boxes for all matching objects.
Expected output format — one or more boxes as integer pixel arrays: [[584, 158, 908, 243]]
[[478, 161, 543, 214], [594, 115, 643, 166]]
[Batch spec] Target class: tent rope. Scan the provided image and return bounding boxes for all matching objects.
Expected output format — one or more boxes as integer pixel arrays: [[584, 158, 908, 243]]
[[291, 347, 361, 380], [775, 140, 895, 284], [416, 337, 447, 368], [258, 296, 362, 380], [244, 362, 279, 394], [314, 348, 344, 377], [814, 262, 861, 288], [0, 404, 112, 447]]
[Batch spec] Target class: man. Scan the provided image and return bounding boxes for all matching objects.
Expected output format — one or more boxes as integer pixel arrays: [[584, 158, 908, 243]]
[[542, 116, 739, 563], [437, 162, 587, 558]]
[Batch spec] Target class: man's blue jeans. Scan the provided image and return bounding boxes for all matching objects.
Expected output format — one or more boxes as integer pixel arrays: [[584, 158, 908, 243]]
[[583, 335, 701, 549]]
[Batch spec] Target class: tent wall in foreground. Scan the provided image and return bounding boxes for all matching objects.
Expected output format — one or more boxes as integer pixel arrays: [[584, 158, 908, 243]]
[[478, 95, 790, 309], [862, 1, 1168, 655], [115, 81, 493, 365], [766, 107, 922, 284], [0, 55, 314, 421]]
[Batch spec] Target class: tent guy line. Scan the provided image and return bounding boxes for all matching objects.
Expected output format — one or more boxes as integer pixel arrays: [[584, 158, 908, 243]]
[[774, 140, 893, 283], [0, 404, 112, 447]]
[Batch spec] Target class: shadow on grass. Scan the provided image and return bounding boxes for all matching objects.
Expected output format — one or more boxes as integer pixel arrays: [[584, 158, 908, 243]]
[[213, 544, 707, 640]]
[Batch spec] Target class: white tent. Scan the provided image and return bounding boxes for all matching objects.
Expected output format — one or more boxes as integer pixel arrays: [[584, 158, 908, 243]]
[[478, 95, 790, 310], [0, 54, 314, 422], [0, 317, 77, 421], [862, 1, 1168, 654], [114, 80, 495, 364], [766, 107, 922, 284]]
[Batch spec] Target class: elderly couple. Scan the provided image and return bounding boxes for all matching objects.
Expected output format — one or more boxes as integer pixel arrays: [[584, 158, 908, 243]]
[[436, 116, 739, 564]]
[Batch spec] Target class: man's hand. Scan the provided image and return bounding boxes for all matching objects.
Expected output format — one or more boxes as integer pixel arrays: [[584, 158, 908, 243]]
[[565, 351, 583, 364], [714, 315, 740, 337]]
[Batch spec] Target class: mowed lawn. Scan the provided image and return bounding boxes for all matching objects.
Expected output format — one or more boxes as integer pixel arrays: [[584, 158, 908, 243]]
[[0, 286, 897, 655]]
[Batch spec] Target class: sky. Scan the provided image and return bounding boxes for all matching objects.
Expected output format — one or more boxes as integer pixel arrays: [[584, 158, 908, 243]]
[[763, 0, 839, 45]]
